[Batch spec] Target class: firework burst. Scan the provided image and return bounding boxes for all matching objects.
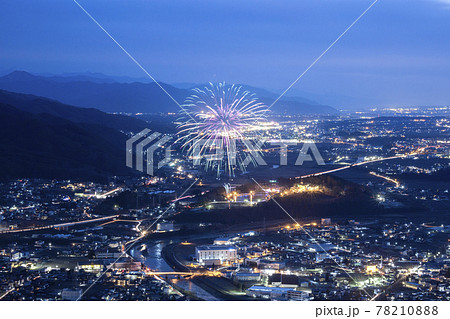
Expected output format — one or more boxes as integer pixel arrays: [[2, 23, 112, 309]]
[[177, 82, 269, 176]]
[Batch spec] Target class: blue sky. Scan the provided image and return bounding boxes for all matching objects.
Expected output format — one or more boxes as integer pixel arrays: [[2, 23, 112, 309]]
[[1, 0, 450, 108]]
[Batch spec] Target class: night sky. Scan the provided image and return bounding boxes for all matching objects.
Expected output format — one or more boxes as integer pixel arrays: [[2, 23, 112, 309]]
[[1, 0, 450, 107]]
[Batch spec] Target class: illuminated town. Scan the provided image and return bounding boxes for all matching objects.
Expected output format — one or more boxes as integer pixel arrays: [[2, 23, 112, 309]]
[[0, 108, 448, 301]]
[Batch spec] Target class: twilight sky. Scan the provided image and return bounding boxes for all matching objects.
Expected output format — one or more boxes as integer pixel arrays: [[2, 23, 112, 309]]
[[1, 0, 450, 108]]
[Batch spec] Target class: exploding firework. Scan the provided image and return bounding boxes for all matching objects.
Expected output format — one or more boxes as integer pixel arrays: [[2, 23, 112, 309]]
[[177, 83, 269, 176]]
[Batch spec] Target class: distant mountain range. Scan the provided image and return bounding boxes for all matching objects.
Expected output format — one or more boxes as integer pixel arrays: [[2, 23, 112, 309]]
[[0, 71, 338, 115]]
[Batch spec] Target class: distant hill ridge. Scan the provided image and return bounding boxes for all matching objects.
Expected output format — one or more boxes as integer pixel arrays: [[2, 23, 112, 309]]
[[0, 102, 130, 180], [0, 89, 158, 180], [0, 89, 148, 133], [0, 71, 338, 115]]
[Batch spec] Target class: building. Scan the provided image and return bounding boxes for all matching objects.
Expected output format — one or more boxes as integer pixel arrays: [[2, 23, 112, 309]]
[[111, 258, 142, 271], [76, 261, 104, 273], [95, 248, 122, 259], [287, 289, 311, 301], [234, 272, 261, 282], [61, 288, 82, 301], [269, 274, 299, 288], [156, 221, 175, 232], [195, 245, 238, 266], [246, 285, 311, 301], [257, 259, 286, 270], [10, 251, 23, 262], [308, 241, 337, 252], [214, 237, 233, 245], [246, 285, 293, 300]]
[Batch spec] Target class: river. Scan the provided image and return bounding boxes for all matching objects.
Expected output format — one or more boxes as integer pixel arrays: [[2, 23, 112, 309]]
[[129, 240, 220, 301]]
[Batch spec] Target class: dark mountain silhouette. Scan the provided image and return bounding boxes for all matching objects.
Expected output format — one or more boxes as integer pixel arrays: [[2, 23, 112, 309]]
[[0, 71, 338, 115], [0, 102, 133, 181], [0, 89, 165, 180], [0, 89, 149, 133]]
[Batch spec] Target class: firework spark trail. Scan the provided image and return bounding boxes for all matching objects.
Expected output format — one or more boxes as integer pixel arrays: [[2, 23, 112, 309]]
[[177, 83, 269, 176]]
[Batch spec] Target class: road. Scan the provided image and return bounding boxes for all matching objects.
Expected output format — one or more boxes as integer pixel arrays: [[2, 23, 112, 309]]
[[294, 152, 421, 180], [0, 214, 120, 234]]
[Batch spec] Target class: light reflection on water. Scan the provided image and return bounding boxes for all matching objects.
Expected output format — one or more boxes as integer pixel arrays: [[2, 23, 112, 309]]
[[130, 241, 219, 301]]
